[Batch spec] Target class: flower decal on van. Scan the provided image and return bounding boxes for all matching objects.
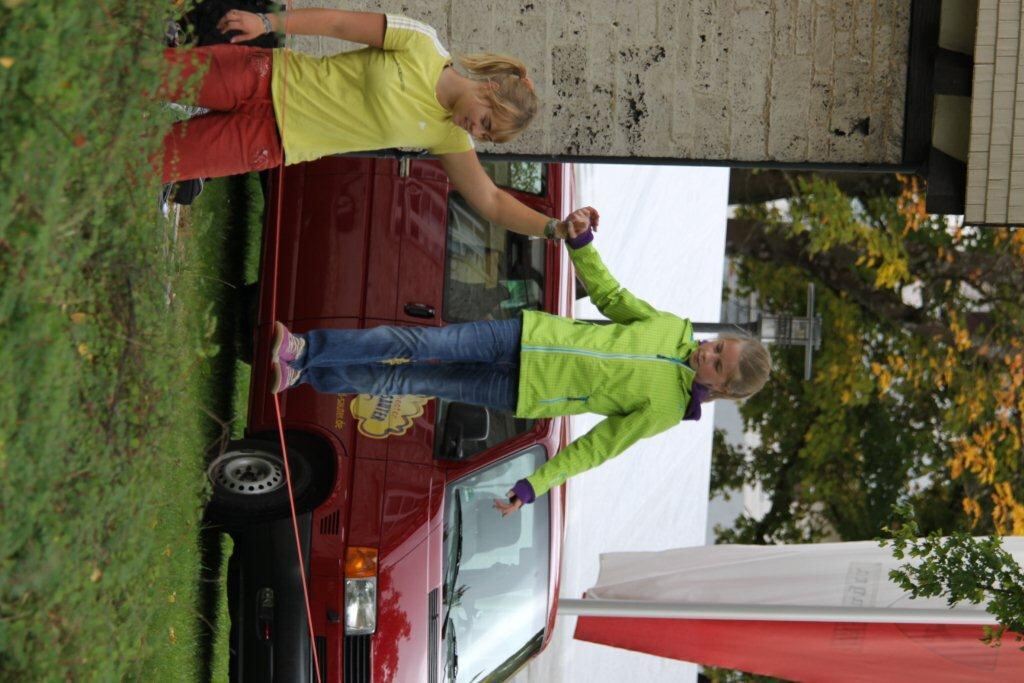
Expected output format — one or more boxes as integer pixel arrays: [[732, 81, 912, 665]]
[[350, 394, 431, 439]]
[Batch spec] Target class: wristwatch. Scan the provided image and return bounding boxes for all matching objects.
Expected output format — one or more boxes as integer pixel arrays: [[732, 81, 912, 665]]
[[543, 218, 562, 240], [258, 12, 274, 35]]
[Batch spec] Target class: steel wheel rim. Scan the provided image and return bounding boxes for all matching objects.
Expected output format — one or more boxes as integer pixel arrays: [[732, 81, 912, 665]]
[[208, 451, 285, 496]]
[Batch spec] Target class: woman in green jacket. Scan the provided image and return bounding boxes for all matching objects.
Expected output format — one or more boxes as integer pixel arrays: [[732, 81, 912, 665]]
[[271, 207, 771, 515]]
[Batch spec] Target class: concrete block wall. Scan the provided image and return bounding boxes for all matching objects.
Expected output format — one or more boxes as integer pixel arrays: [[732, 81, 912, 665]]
[[966, 0, 1024, 224], [285, 0, 910, 164]]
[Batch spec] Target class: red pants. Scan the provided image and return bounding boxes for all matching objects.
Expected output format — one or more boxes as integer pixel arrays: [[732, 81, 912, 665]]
[[161, 45, 282, 182]]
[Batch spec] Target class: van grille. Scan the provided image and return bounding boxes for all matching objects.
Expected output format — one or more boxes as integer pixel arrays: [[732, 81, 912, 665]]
[[319, 510, 340, 536], [428, 588, 440, 683], [344, 634, 372, 682]]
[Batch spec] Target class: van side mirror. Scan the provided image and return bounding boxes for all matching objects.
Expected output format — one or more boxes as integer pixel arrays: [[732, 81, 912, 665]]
[[440, 403, 490, 460]]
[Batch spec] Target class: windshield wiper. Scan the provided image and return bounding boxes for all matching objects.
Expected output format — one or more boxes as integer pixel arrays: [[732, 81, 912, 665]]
[[443, 490, 464, 624], [444, 613, 459, 682], [443, 490, 464, 682]]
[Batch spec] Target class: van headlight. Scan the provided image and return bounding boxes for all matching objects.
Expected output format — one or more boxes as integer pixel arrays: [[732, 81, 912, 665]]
[[344, 578, 377, 634]]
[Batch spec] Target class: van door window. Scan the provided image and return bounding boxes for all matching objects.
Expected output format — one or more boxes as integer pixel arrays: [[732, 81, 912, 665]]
[[479, 160, 547, 196], [443, 198, 547, 323]]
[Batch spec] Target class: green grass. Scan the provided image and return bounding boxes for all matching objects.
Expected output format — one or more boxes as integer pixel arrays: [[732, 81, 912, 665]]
[[210, 533, 235, 682], [0, 3, 261, 678]]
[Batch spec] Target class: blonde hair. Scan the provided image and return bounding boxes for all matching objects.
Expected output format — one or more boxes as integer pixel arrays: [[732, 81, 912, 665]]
[[457, 53, 539, 143], [707, 333, 772, 401]]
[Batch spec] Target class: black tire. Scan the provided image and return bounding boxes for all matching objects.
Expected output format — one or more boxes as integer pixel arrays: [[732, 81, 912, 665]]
[[205, 438, 329, 527], [235, 281, 259, 364]]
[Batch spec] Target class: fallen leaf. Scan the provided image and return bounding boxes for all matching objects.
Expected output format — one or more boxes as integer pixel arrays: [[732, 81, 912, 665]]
[[70, 312, 87, 324], [90, 567, 102, 583], [0, 56, 14, 69]]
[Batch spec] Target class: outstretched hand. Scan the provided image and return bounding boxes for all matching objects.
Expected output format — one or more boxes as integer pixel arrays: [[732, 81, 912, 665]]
[[217, 9, 268, 43], [493, 490, 524, 517], [560, 206, 600, 239]]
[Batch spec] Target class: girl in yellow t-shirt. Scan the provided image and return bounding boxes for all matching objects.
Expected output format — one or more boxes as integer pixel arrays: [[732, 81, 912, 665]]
[[162, 7, 587, 240]]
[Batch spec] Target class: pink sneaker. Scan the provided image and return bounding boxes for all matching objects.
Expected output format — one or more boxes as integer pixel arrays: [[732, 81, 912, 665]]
[[272, 321, 306, 364], [270, 359, 301, 395]]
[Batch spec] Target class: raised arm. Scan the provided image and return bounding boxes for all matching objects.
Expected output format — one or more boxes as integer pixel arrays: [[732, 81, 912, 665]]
[[569, 234, 659, 324], [440, 150, 594, 239], [217, 8, 386, 46]]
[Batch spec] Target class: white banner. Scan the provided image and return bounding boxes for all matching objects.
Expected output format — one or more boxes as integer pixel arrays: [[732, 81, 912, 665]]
[[585, 540, 1024, 614]]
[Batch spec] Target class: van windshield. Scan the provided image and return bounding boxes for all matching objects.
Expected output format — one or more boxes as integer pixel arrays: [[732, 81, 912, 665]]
[[441, 446, 551, 683]]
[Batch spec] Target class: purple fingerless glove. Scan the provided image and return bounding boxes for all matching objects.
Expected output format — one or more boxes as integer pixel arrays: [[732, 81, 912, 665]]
[[567, 227, 594, 250], [511, 479, 536, 504]]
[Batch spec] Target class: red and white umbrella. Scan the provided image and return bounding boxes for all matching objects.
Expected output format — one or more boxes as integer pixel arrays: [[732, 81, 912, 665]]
[[562, 540, 1024, 682]]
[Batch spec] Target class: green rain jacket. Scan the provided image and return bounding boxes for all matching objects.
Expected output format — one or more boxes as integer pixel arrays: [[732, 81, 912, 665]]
[[516, 242, 699, 498]]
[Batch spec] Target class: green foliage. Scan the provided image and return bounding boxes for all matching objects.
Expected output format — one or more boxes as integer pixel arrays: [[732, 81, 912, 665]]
[[211, 533, 236, 681], [0, 3, 260, 676], [882, 505, 1024, 647], [701, 666, 783, 683], [719, 175, 1024, 544], [709, 429, 748, 498], [508, 161, 544, 195], [480, 159, 545, 195]]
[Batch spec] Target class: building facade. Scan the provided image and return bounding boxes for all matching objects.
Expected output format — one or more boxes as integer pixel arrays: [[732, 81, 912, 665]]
[[292, 1, 1015, 225], [293, 0, 912, 164]]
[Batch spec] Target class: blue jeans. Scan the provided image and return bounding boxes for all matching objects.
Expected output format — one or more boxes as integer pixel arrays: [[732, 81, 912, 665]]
[[292, 319, 521, 413]]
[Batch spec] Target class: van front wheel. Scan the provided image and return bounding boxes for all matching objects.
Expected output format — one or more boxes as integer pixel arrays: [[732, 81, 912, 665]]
[[205, 438, 327, 527]]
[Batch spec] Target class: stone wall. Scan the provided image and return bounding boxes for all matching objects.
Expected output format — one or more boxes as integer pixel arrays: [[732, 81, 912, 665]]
[[287, 0, 911, 164]]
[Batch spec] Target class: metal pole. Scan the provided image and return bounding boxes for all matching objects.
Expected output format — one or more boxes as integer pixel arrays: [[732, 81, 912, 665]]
[[804, 283, 816, 380], [557, 598, 995, 625]]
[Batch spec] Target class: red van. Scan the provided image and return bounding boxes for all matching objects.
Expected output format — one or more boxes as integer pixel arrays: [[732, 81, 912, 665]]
[[207, 156, 574, 682]]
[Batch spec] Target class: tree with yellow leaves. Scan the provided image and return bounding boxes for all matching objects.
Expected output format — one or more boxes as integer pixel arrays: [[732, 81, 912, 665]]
[[715, 175, 1024, 543]]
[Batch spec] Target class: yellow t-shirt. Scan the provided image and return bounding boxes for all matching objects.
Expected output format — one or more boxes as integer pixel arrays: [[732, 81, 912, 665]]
[[271, 15, 475, 164]]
